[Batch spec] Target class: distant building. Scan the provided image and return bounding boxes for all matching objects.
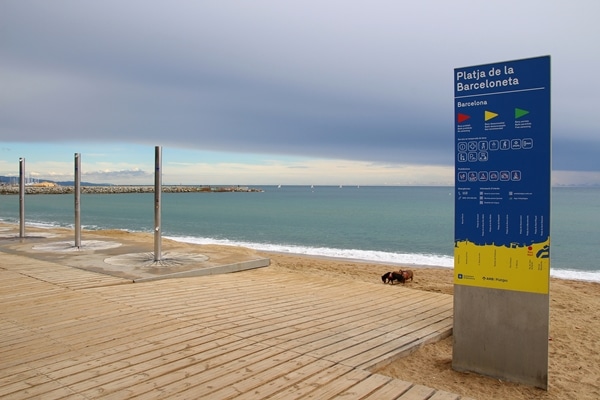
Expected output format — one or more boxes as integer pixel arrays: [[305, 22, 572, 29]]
[[31, 181, 58, 188]]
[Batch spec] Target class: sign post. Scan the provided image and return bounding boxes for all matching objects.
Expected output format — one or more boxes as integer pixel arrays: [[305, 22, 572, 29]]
[[453, 56, 551, 389]]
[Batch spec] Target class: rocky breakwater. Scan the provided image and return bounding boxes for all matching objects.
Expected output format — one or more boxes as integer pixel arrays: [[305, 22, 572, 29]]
[[0, 185, 264, 195]]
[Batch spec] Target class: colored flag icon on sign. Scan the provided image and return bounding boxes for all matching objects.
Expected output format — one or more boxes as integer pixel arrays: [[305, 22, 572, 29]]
[[515, 108, 530, 118], [457, 113, 470, 123], [484, 111, 498, 121]]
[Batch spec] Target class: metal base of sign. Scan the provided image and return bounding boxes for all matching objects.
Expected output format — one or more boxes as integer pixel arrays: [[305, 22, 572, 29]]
[[452, 285, 549, 390]]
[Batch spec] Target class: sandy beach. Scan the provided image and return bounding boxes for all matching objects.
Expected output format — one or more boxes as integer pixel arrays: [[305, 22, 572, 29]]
[[259, 251, 600, 400], [2, 225, 599, 399]]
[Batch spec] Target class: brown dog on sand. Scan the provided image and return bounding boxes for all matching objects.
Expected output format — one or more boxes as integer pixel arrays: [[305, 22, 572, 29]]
[[381, 271, 405, 284], [399, 269, 413, 283]]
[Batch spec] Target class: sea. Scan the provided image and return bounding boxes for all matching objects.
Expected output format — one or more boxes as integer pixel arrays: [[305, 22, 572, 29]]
[[1, 185, 599, 282]]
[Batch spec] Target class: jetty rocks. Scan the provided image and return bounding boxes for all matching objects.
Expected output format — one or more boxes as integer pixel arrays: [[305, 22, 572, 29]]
[[0, 185, 264, 195]]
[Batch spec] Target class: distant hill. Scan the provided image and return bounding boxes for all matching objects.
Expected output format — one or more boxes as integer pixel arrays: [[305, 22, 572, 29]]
[[54, 181, 115, 187], [0, 176, 113, 187]]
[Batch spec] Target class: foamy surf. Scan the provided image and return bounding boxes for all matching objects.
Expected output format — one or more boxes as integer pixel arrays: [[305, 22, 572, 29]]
[[167, 235, 600, 283]]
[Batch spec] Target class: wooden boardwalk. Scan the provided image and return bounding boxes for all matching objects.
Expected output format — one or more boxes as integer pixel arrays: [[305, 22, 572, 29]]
[[0, 250, 471, 399]]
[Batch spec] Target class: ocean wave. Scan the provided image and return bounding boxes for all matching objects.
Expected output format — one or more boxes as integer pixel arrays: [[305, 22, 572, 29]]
[[549, 268, 600, 283], [166, 235, 455, 268], [166, 235, 600, 283], [24, 221, 64, 230]]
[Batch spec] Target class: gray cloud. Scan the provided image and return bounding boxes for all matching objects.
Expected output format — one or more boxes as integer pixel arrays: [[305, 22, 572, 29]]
[[1, 1, 599, 174]]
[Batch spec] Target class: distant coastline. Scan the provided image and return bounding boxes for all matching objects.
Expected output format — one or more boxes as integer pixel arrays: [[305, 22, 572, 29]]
[[0, 185, 264, 195]]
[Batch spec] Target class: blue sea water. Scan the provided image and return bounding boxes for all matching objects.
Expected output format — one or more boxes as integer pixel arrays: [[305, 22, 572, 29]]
[[1, 186, 598, 282]]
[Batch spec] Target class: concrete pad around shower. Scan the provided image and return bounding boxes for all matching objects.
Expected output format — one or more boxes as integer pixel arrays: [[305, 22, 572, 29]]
[[0, 225, 270, 282]]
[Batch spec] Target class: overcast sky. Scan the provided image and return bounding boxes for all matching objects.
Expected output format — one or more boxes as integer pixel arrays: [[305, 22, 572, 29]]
[[1, 1, 599, 185]]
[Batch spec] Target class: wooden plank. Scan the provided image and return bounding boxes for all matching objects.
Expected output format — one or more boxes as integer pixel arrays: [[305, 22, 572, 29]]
[[397, 384, 437, 400], [298, 368, 373, 399], [267, 363, 354, 399], [0, 344, 70, 370], [185, 354, 321, 399], [428, 390, 461, 400], [63, 334, 243, 394], [232, 357, 338, 400], [147, 347, 298, 399], [299, 308, 452, 366], [102, 343, 281, 400], [334, 372, 392, 398], [0, 373, 73, 399], [0, 365, 35, 387], [0, 370, 49, 398], [77, 341, 270, 398], [361, 377, 414, 399], [48, 330, 233, 386], [38, 326, 223, 379], [341, 312, 454, 369]]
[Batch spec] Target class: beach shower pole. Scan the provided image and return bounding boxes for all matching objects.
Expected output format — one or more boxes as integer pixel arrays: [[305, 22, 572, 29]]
[[153, 146, 162, 261], [19, 158, 25, 238], [74, 153, 81, 248]]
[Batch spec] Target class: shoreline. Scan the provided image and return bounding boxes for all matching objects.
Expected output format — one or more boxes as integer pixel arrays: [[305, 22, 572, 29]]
[[258, 249, 449, 270], [2, 221, 599, 283]]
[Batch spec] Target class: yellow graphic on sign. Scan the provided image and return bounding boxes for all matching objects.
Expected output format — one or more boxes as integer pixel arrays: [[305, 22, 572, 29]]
[[454, 238, 550, 294], [484, 110, 499, 121]]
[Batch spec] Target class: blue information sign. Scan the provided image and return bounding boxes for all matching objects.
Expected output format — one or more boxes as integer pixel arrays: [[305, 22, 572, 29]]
[[454, 56, 551, 293]]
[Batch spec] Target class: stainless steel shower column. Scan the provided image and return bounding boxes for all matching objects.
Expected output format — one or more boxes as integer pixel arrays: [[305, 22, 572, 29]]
[[74, 153, 81, 248], [154, 146, 162, 261], [19, 158, 25, 238]]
